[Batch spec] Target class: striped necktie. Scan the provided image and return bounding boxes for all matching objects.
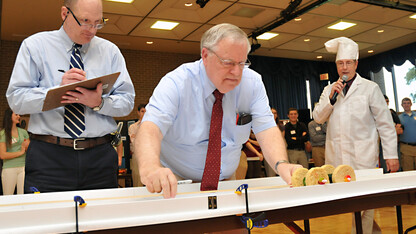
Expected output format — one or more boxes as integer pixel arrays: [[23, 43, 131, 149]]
[[64, 44, 85, 138], [200, 89, 224, 191]]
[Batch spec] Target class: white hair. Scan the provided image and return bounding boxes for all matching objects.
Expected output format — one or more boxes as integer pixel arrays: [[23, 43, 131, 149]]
[[200, 23, 250, 54]]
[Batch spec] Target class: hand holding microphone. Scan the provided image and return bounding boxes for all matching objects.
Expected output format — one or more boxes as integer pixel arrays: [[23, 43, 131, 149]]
[[330, 75, 348, 104]]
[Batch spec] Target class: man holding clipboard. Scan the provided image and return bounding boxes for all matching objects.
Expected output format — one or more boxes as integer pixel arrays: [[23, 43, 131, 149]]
[[6, 0, 135, 193]]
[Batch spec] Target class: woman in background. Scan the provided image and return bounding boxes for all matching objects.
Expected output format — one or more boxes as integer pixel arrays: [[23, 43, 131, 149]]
[[263, 108, 285, 177], [0, 108, 29, 195], [271, 107, 285, 134]]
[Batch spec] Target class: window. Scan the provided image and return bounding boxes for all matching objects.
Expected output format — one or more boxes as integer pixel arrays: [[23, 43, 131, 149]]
[[306, 80, 312, 119], [394, 60, 416, 112], [383, 60, 416, 112]]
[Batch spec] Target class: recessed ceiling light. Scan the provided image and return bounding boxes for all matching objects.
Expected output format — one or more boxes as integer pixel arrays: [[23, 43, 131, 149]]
[[294, 17, 302, 21], [317, 55, 323, 59], [368, 50, 374, 53], [377, 29, 384, 33], [105, 0, 134, 3], [410, 14, 416, 19], [304, 38, 310, 42], [257, 32, 278, 40], [151, 21, 179, 30], [328, 21, 356, 30], [185, 3, 193, 7], [146, 41, 153, 45]]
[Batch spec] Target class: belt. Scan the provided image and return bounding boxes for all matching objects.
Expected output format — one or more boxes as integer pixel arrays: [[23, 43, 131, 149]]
[[401, 142, 416, 146], [30, 134, 113, 150]]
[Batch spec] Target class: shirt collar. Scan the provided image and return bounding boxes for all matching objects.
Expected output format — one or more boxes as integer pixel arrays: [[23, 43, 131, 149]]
[[346, 73, 357, 86], [58, 27, 91, 55], [199, 59, 218, 100]]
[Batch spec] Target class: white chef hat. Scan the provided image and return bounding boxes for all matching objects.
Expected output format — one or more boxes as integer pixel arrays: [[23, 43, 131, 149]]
[[325, 37, 359, 61]]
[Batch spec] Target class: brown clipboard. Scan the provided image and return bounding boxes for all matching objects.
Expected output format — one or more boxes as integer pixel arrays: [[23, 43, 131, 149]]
[[42, 72, 120, 111]]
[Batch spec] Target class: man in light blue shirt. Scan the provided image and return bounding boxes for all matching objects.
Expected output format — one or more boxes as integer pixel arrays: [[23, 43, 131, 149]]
[[399, 97, 416, 171], [136, 23, 301, 198], [6, 0, 135, 193]]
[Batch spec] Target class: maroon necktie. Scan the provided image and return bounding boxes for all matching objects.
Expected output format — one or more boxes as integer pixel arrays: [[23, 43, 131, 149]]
[[200, 89, 224, 191]]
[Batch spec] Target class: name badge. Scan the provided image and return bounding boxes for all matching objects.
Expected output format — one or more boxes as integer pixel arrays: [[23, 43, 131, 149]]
[[290, 130, 296, 135], [316, 126, 321, 131]]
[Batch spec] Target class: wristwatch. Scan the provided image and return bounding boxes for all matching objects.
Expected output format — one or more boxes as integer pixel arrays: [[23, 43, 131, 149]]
[[92, 98, 104, 112], [274, 160, 289, 175]]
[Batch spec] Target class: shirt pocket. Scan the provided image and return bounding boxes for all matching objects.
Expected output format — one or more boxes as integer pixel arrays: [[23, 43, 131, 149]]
[[233, 124, 251, 145]]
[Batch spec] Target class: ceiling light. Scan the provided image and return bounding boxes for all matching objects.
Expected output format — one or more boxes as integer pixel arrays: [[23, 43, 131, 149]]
[[151, 21, 179, 30], [146, 41, 153, 45], [377, 29, 384, 33], [304, 38, 310, 42], [410, 14, 416, 19], [185, 3, 193, 7], [368, 50, 374, 53], [328, 21, 356, 30], [105, 0, 134, 3], [294, 17, 302, 21], [317, 55, 323, 59], [257, 32, 278, 40]]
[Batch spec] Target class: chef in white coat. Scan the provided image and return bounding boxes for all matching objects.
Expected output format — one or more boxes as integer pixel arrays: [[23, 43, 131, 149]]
[[313, 37, 399, 234]]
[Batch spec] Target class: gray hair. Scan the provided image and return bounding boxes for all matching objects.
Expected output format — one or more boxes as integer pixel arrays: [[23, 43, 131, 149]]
[[200, 23, 250, 54], [64, 0, 76, 7], [64, 0, 102, 9]]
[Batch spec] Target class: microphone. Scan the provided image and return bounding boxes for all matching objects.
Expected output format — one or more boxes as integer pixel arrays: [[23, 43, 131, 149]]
[[330, 75, 348, 104]]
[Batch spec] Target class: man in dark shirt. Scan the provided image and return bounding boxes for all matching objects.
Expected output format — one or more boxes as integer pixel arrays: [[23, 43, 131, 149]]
[[379, 95, 403, 172], [284, 108, 309, 168]]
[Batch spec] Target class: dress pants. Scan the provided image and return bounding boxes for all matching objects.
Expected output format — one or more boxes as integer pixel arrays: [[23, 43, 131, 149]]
[[287, 149, 308, 168], [311, 146, 325, 167], [24, 139, 118, 193]]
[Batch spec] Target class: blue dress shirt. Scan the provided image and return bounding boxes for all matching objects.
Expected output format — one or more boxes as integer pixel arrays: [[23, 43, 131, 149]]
[[6, 27, 135, 138], [399, 111, 416, 143], [142, 59, 275, 181]]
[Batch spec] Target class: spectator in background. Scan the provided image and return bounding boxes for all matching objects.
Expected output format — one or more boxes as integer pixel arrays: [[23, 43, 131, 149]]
[[0, 108, 30, 195], [399, 97, 416, 171], [379, 95, 403, 172], [284, 108, 309, 168], [262, 107, 284, 177], [271, 107, 285, 133], [384, 95, 402, 132], [308, 119, 327, 167], [128, 103, 147, 187], [243, 130, 264, 178]]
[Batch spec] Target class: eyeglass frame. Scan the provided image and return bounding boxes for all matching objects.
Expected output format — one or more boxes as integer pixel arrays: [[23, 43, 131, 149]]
[[206, 48, 251, 69], [336, 60, 357, 68], [65, 6, 106, 30]]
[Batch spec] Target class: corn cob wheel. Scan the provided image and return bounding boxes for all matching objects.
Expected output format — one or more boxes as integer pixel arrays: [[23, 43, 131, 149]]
[[332, 165, 356, 183], [305, 167, 330, 185], [291, 168, 309, 187]]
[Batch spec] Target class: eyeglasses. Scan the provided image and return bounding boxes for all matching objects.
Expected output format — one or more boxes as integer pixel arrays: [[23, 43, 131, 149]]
[[66, 7, 106, 30], [207, 48, 251, 69], [336, 60, 356, 67]]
